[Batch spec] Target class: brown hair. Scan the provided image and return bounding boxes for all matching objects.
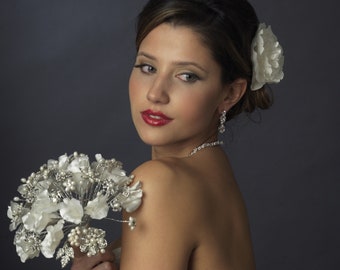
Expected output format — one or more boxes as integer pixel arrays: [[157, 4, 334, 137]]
[[135, 0, 272, 121]]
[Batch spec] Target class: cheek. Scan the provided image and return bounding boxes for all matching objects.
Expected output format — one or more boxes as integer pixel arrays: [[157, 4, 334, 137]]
[[128, 72, 143, 109], [176, 91, 219, 125], [128, 72, 137, 100], [129, 70, 153, 105]]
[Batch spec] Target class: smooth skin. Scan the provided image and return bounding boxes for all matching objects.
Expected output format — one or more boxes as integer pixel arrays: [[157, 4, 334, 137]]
[[71, 23, 255, 270]]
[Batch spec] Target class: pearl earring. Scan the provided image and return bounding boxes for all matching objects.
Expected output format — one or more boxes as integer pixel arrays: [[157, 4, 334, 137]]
[[218, 110, 227, 134]]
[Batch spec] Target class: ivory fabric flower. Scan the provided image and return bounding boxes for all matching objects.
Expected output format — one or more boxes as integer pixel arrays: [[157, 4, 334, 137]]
[[7, 152, 143, 268], [251, 23, 284, 90], [22, 190, 59, 233], [85, 194, 110, 220], [14, 229, 41, 262], [56, 154, 69, 170], [41, 220, 65, 258], [120, 181, 143, 213], [7, 201, 29, 231], [59, 198, 84, 224]]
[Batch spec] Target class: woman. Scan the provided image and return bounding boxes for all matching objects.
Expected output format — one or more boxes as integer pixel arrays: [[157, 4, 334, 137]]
[[71, 0, 284, 269]]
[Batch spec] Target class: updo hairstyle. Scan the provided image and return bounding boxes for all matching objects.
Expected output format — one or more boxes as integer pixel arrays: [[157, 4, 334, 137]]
[[135, 0, 272, 121]]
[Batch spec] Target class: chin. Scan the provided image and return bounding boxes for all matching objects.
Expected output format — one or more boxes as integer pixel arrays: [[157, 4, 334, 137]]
[[135, 128, 172, 147], [138, 133, 164, 146]]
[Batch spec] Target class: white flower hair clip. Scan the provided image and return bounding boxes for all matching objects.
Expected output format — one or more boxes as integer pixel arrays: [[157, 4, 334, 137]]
[[251, 23, 284, 90]]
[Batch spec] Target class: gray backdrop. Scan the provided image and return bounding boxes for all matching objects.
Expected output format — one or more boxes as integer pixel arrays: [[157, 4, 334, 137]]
[[1, 0, 339, 269]]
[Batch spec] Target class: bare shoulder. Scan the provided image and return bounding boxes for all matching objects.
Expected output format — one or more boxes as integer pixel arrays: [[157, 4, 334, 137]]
[[121, 156, 255, 269], [128, 156, 241, 224], [129, 158, 204, 215], [130, 158, 181, 185], [120, 158, 201, 269]]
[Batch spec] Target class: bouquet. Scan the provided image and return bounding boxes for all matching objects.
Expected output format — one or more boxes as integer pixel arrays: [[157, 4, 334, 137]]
[[7, 152, 143, 268]]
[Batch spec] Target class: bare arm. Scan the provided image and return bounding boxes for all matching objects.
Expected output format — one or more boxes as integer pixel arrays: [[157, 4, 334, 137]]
[[119, 160, 197, 270]]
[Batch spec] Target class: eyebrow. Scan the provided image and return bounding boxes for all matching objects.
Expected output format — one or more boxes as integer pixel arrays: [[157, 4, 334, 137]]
[[137, 51, 208, 73]]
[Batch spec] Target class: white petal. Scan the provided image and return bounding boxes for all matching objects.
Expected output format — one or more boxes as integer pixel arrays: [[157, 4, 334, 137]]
[[41, 220, 64, 258], [85, 194, 109, 220], [59, 198, 83, 224]]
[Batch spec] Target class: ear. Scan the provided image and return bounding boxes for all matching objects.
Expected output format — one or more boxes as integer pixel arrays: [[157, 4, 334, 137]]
[[218, 78, 247, 113]]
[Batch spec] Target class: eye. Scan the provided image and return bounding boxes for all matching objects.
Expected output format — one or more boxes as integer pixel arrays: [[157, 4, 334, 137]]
[[134, 64, 156, 74], [176, 73, 200, 83]]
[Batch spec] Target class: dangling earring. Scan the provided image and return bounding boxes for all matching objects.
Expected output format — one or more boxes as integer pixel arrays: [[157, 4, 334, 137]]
[[218, 110, 227, 134]]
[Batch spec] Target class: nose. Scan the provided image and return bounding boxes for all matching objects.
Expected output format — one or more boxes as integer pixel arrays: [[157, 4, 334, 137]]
[[146, 75, 170, 104]]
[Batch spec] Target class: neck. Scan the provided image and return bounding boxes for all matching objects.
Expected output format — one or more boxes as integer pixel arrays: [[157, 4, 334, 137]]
[[150, 131, 221, 159]]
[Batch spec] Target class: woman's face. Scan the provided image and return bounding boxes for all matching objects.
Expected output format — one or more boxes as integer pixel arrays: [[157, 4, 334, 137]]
[[129, 23, 226, 154]]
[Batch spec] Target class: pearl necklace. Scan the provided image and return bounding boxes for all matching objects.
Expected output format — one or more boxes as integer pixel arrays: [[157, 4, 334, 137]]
[[189, 140, 224, 156]]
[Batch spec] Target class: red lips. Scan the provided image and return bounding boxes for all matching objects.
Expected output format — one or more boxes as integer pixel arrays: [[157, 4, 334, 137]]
[[141, 109, 173, 127]]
